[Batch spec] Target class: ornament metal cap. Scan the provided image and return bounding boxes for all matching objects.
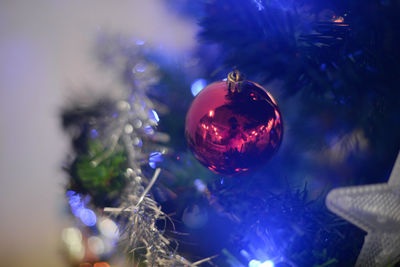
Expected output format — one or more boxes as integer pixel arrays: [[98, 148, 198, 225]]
[[227, 69, 245, 93]]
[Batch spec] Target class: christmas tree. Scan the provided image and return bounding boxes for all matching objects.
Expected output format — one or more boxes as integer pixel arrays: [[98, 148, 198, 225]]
[[61, 0, 400, 266]]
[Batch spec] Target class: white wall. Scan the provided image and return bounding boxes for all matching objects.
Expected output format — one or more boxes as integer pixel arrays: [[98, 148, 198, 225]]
[[0, 1, 196, 266]]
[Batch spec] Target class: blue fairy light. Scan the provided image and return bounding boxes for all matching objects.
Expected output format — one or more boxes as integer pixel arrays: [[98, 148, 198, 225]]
[[79, 208, 97, 227], [69, 194, 81, 209], [249, 259, 274, 267], [136, 40, 145, 45], [191, 79, 207, 96], [66, 191, 97, 227], [90, 129, 98, 139], [149, 109, 160, 122], [194, 179, 206, 192], [149, 151, 163, 168], [66, 190, 76, 197], [149, 152, 163, 162], [71, 205, 84, 217], [253, 0, 264, 10], [149, 162, 156, 169], [70, 201, 84, 216], [144, 125, 154, 135]]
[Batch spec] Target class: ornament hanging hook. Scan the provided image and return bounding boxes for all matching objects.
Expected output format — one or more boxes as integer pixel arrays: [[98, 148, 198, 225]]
[[227, 69, 245, 93]]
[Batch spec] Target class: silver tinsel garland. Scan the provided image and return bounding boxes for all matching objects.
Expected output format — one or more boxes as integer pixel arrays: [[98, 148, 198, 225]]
[[78, 35, 212, 266]]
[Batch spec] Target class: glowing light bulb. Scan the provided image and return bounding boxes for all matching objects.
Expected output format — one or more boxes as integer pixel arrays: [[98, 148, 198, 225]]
[[79, 208, 97, 226], [249, 259, 274, 267]]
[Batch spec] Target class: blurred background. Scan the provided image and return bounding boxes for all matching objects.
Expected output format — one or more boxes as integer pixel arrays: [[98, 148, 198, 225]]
[[0, 1, 197, 266]]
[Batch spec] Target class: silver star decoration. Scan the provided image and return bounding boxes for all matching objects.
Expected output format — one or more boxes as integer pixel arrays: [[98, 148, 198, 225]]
[[326, 152, 400, 267]]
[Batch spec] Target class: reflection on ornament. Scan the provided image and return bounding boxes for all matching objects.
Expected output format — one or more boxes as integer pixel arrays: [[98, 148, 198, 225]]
[[326, 152, 400, 267], [191, 78, 207, 96], [185, 70, 283, 175]]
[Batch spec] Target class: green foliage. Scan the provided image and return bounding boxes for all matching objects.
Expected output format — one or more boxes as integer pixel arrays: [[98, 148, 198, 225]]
[[72, 139, 127, 206]]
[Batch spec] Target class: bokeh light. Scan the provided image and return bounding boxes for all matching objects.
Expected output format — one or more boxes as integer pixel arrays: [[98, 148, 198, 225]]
[[194, 179, 206, 192], [248, 259, 274, 267], [79, 208, 97, 227], [98, 218, 119, 240], [90, 129, 98, 138], [88, 236, 105, 255], [62, 227, 84, 260], [67, 191, 97, 227], [191, 78, 207, 96], [134, 62, 147, 73]]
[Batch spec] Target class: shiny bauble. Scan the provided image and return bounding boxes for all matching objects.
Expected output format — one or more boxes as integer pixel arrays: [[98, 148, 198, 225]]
[[185, 71, 283, 175]]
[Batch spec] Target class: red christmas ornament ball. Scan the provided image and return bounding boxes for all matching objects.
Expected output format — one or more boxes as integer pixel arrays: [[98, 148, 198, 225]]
[[185, 71, 283, 175]]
